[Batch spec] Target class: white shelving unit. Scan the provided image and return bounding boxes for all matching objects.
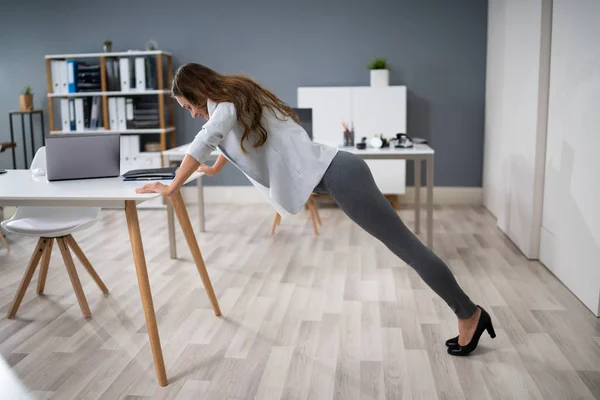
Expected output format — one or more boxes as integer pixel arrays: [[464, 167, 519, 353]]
[[45, 50, 177, 209], [48, 89, 170, 98], [49, 127, 175, 135]]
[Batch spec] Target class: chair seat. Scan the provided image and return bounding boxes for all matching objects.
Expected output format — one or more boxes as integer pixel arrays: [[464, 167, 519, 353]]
[[1, 216, 95, 237]]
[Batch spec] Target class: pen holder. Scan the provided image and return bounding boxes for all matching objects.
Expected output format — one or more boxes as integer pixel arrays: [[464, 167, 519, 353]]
[[343, 129, 354, 147]]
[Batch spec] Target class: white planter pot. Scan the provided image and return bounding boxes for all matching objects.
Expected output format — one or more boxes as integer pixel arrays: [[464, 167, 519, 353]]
[[370, 69, 389, 87]]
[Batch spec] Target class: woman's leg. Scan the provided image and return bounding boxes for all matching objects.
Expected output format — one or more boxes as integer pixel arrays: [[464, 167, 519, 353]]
[[319, 150, 477, 319]]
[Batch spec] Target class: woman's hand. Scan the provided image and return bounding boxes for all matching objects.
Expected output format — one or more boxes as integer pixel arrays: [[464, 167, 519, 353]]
[[135, 182, 173, 196], [197, 164, 219, 176]]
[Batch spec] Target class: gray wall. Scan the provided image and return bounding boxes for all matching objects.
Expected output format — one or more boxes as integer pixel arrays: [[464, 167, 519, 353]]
[[0, 0, 488, 187]]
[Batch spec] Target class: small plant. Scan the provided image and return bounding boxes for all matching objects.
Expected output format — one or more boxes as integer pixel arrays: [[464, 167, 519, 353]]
[[104, 40, 112, 46], [367, 57, 388, 70], [23, 85, 32, 95]]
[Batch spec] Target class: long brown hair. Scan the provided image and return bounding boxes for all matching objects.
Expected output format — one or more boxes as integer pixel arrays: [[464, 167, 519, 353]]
[[171, 63, 299, 153]]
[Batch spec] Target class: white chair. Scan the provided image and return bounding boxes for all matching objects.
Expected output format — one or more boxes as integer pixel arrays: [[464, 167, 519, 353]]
[[1, 147, 108, 319]]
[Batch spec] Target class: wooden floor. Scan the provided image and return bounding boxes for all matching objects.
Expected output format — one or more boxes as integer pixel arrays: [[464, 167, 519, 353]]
[[0, 204, 599, 400]]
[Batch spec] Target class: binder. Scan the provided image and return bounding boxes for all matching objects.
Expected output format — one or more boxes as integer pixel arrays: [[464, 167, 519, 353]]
[[106, 59, 115, 91], [119, 58, 131, 92], [90, 96, 100, 129], [135, 58, 146, 91], [125, 98, 134, 129], [59, 61, 69, 94], [67, 60, 78, 93], [51, 61, 61, 94], [129, 135, 140, 156], [68, 99, 76, 131], [113, 60, 121, 91], [60, 99, 70, 131], [108, 97, 118, 130], [83, 97, 91, 128], [75, 98, 85, 131], [120, 135, 130, 160], [117, 97, 127, 131]]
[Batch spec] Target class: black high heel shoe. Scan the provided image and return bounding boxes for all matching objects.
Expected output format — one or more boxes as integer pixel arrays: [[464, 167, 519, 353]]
[[445, 336, 459, 348], [447, 306, 496, 356]]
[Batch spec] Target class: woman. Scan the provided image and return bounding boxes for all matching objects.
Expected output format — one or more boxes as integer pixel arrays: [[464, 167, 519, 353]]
[[136, 63, 495, 355]]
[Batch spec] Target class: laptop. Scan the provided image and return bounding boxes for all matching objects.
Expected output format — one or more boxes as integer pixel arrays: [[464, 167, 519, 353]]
[[46, 134, 121, 181]]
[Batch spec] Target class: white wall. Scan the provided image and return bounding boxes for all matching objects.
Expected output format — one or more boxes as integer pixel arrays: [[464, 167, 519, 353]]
[[483, 0, 552, 258], [540, 0, 600, 316]]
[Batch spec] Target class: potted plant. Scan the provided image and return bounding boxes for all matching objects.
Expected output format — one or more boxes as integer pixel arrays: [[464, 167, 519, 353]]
[[20, 85, 33, 111], [103, 40, 112, 52], [367, 57, 389, 87]]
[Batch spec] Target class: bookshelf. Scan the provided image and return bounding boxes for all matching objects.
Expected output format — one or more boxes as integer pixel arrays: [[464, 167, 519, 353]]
[[44, 50, 177, 162]]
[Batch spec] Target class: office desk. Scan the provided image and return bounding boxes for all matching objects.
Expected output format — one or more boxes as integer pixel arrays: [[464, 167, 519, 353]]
[[163, 144, 435, 250], [0, 170, 221, 387]]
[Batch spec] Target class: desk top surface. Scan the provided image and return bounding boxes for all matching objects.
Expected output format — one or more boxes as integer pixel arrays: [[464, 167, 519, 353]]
[[163, 143, 434, 156], [0, 170, 202, 202]]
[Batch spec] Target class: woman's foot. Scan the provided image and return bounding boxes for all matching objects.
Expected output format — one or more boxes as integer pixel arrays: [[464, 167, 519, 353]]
[[445, 307, 481, 348], [446, 306, 496, 356], [458, 307, 482, 346]]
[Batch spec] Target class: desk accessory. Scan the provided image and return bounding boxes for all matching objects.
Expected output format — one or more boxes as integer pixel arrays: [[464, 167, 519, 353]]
[[122, 166, 177, 180]]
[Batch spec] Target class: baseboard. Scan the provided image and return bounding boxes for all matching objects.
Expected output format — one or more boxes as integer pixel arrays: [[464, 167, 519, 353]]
[[182, 186, 483, 206]]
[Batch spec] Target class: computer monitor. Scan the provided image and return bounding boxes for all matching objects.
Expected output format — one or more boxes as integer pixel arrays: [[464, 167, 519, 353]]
[[293, 108, 313, 140]]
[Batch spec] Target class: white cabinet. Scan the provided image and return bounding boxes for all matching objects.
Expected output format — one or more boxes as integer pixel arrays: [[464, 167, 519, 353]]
[[298, 86, 407, 194]]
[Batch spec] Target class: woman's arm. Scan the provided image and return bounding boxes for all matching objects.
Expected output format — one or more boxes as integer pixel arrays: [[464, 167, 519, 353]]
[[197, 153, 228, 176], [135, 102, 236, 196]]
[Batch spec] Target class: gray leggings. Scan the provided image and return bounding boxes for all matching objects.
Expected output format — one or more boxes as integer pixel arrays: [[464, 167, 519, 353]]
[[314, 150, 477, 319]]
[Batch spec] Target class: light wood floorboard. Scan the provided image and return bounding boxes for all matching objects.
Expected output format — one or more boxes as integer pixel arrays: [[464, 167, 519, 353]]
[[0, 204, 599, 399]]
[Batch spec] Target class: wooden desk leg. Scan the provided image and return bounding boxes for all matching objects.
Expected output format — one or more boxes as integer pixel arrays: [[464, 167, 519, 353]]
[[197, 176, 206, 233], [426, 156, 434, 249], [414, 158, 421, 235], [124, 201, 168, 387], [167, 200, 177, 260], [170, 191, 221, 316]]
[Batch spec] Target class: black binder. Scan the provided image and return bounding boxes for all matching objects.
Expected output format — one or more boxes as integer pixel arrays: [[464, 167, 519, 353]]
[[122, 167, 177, 180]]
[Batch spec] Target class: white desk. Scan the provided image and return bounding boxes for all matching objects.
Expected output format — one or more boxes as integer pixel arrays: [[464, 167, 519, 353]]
[[163, 143, 435, 249], [0, 170, 221, 387]]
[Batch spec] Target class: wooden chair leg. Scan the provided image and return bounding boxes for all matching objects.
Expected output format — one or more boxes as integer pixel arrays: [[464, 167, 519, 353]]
[[306, 201, 319, 236], [65, 235, 109, 294], [37, 238, 54, 294], [0, 232, 9, 253], [57, 237, 91, 318], [309, 196, 322, 226], [270, 212, 281, 235], [8, 238, 47, 318]]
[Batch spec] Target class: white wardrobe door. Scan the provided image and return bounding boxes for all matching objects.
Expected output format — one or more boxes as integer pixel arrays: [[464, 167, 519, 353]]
[[539, 0, 600, 316]]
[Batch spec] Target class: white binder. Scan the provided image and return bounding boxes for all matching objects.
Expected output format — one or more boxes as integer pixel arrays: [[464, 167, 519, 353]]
[[60, 99, 70, 131], [129, 135, 140, 156], [74, 98, 85, 131], [117, 97, 127, 131], [51, 61, 61, 94], [108, 97, 118, 131], [59, 61, 68, 94], [126, 98, 134, 128], [119, 58, 131, 92], [135, 58, 146, 91]]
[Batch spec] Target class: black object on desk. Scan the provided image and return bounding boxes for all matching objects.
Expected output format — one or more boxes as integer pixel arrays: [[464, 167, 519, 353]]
[[9, 109, 45, 169], [123, 167, 178, 181]]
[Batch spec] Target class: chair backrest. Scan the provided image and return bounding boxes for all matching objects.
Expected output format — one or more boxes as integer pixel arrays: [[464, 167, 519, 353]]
[[9, 145, 101, 230], [31, 146, 46, 170]]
